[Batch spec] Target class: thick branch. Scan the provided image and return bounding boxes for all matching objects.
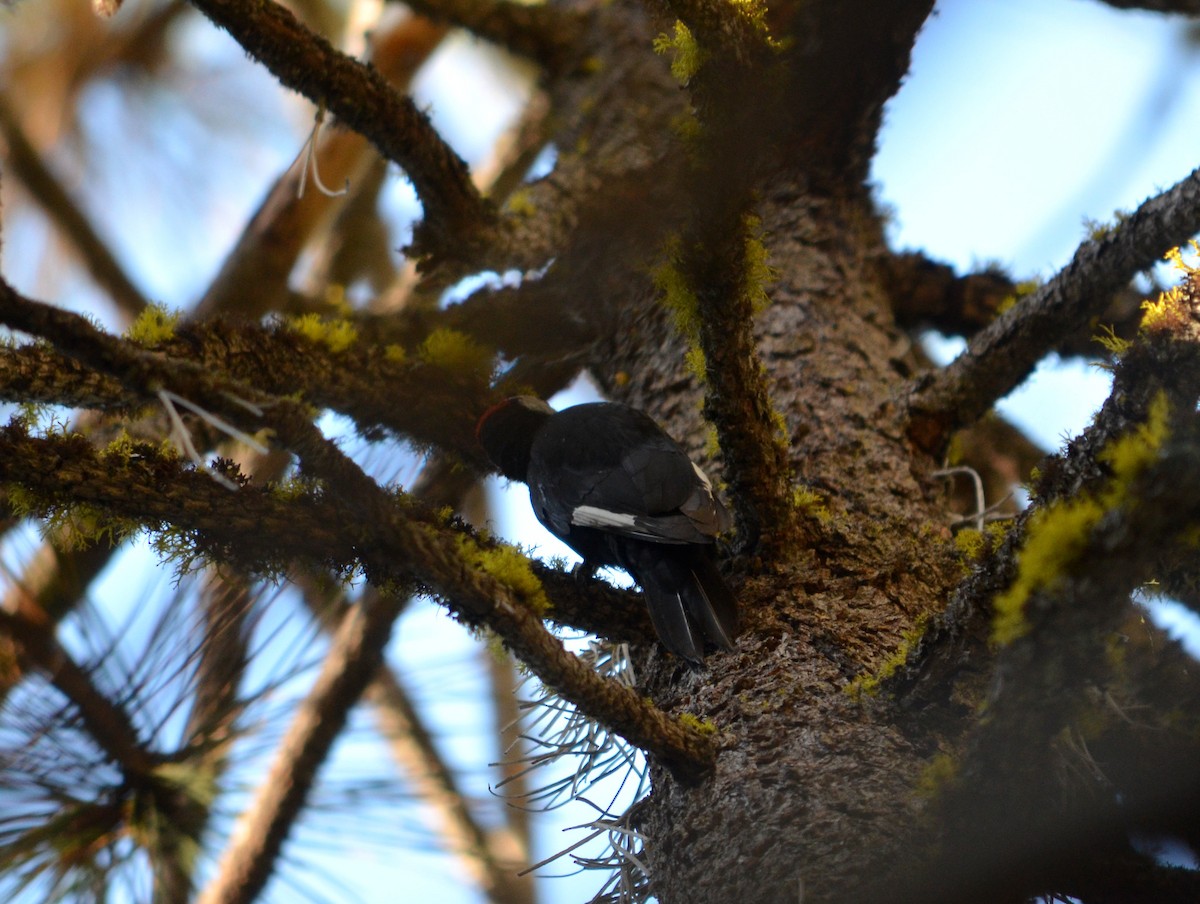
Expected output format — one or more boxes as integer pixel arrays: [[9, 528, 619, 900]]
[[897, 430, 1200, 903], [908, 164, 1200, 453]]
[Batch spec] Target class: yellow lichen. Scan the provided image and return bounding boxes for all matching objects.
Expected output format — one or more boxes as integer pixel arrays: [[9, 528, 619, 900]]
[[991, 392, 1171, 646], [791, 486, 831, 523], [1092, 323, 1131, 358], [678, 712, 718, 736], [455, 535, 551, 616], [127, 303, 180, 346], [291, 313, 358, 354], [419, 328, 494, 376], [384, 344, 407, 364], [653, 21, 706, 84], [1141, 243, 1199, 333]]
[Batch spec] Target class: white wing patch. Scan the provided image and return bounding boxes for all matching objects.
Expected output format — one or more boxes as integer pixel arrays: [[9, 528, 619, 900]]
[[571, 505, 708, 543], [572, 505, 639, 531]]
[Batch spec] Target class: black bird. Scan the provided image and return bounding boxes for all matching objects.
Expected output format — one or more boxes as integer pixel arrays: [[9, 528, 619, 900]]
[[476, 396, 738, 662]]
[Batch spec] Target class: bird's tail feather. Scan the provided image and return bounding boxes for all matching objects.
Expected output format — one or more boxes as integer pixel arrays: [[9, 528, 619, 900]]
[[627, 546, 738, 662], [686, 553, 738, 651]]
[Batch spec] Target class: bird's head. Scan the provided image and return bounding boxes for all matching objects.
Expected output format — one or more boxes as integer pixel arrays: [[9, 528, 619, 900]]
[[475, 395, 554, 481]]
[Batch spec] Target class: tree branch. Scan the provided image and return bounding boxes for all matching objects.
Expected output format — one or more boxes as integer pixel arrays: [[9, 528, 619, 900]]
[[0, 600, 155, 780], [907, 164, 1200, 454], [185, 0, 493, 262], [898, 426, 1200, 903], [193, 12, 449, 319]]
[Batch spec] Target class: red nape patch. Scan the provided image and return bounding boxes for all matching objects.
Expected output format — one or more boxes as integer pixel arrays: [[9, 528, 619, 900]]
[[474, 399, 513, 440]]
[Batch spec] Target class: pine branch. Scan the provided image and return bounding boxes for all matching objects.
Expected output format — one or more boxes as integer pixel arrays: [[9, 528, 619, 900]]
[[0, 541, 116, 706], [897, 426, 1200, 903], [366, 646, 532, 904], [194, 586, 408, 904], [0, 601, 155, 780], [184, 0, 493, 262], [908, 164, 1200, 454], [883, 251, 1156, 358]]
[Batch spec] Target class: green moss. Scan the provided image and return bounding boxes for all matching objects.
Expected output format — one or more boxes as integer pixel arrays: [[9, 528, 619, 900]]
[[678, 712, 718, 736], [741, 217, 774, 314], [291, 313, 358, 353], [915, 751, 958, 800], [1099, 391, 1170, 484], [49, 502, 141, 549], [384, 344, 407, 364], [653, 21, 706, 83], [954, 528, 985, 564], [418, 328, 494, 376], [127, 303, 181, 346], [653, 242, 699, 338], [846, 619, 927, 698], [992, 498, 1103, 645], [101, 432, 138, 464]]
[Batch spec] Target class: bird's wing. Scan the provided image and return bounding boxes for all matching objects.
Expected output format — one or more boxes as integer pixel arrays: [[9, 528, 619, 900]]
[[529, 404, 728, 544]]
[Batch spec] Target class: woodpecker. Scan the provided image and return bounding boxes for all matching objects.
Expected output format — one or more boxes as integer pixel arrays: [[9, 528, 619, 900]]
[[476, 395, 738, 662]]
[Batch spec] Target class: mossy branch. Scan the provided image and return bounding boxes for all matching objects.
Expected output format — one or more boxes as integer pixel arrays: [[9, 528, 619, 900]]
[[893, 316, 1200, 713], [658, 217, 798, 550], [0, 287, 715, 779], [898, 421, 1200, 902], [0, 314, 495, 465]]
